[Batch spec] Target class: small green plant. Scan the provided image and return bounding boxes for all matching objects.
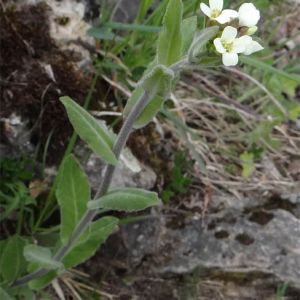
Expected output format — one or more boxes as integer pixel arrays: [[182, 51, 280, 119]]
[[162, 151, 193, 202], [0, 156, 33, 194], [270, 282, 289, 300], [1, 0, 272, 298]]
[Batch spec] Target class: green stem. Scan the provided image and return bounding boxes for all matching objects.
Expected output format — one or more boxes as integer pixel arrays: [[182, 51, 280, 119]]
[[11, 92, 150, 288]]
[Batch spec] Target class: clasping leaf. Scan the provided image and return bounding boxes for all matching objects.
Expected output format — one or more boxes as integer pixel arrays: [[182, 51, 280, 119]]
[[87, 188, 159, 212], [157, 0, 183, 66], [56, 155, 90, 245], [24, 245, 64, 274], [188, 26, 219, 63], [60, 97, 119, 166]]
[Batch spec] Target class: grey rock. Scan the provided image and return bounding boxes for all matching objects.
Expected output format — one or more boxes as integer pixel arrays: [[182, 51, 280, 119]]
[[118, 194, 300, 289], [76, 143, 157, 194]]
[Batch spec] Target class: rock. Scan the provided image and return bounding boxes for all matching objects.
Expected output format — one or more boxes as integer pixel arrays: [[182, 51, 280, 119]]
[[76, 143, 157, 194], [116, 194, 300, 291]]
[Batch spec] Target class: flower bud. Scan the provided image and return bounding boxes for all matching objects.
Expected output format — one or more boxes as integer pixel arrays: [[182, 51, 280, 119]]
[[246, 26, 258, 36]]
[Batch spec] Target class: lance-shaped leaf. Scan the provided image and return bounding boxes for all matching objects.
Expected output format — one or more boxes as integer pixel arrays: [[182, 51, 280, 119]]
[[56, 155, 90, 245], [123, 86, 165, 129], [140, 64, 174, 98], [87, 188, 159, 211], [28, 217, 118, 290], [188, 26, 219, 63], [157, 0, 183, 66], [24, 245, 64, 274], [0, 235, 27, 282], [181, 16, 197, 56], [60, 97, 119, 166]]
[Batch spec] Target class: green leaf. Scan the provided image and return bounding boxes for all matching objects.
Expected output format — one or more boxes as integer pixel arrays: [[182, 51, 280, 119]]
[[240, 56, 300, 82], [103, 22, 162, 33], [0, 235, 27, 282], [56, 155, 90, 245], [140, 64, 174, 98], [181, 16, 197, 56], [240, 152, 255, 178], [24, 245, 64, 274], [188, 26, 219, 63], [28, 217, 118, 290], [87, 188, 159, 211], [157, 0, 183, 66], [86, 28, 124, 41], [7, 286, 36, 300], [123, 86, 164, 129], [289, 104, 300, 120], [0, 287, 13, 300], [60, 97, 119, 166]]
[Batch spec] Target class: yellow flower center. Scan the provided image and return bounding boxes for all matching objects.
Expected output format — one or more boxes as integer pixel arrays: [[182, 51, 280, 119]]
[[211, 9, 221, 18], [222, 41, 233, 52]]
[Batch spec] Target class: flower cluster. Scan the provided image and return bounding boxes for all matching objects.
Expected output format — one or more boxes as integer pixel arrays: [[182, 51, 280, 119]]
[[200, 0, 264, 66]]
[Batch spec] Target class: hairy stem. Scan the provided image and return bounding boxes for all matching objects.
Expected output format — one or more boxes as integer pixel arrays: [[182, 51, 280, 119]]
[[11, 91, 150, 288]]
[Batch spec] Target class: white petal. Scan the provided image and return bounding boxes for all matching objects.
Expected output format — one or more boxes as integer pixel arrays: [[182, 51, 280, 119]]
[[222, 52, 239, 66], [210, 0, 223, 11], [221, 26, 237, 43], [232, 38, 246, 53], [239, 3, 256, 14], [200, 3, 212, 18], [239, 3, 260, 27], [240, 36, 253, 55], [249, 41, 264, 53], [222, 9, 238, 18], [214, 12, 230, 24], [214, 38, 226, 53]]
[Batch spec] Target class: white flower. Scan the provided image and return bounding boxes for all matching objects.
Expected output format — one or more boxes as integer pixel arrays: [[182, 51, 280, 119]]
[[200, 0, 238, 24], [240, 35, 264, 55], [213, 26, 245, 66], [238, 3, 260, 27]]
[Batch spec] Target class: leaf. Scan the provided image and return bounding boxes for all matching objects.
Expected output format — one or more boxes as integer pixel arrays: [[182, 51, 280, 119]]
[[86, 28, 124, 41], [289, 104, 300, 120], [240, 152, 255, 178], [28, 217, 118, 290], [181, 16, 197, 56], [24, 245, 64, 274], [103, 22, 162, 33], [0, 287, 13, 300], [188, 26, 219, 63], [7, 286, 36, 300], [60, 97, 119, 166], [140, 64, 174, 98], [87, 188, 159, 211], [0, 235, 27, 282], [240, 56, 300, 82], [56, 155, 90, 245], [157, 0, 183, 66], [0, 238, 7, 262]]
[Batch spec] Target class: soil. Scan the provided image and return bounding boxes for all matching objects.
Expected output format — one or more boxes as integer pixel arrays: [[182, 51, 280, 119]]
[[0, 2, 112, 165]]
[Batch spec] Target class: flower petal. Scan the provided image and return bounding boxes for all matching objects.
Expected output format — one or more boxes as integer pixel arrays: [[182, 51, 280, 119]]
[[239, 3, 256, 14], [222, 9, 238, 18], [249, 41, 264, 54], [221, 26, 237, 43], [214, 38, 226, 53], [200, 3, 212, 18], [239, 3, 260, 27], [240, 36, 252, 55], [222, 52, 239, 66], [209, 0, 223, 11], [232, 38, 246, 53], [214, 12, 230, 24]]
